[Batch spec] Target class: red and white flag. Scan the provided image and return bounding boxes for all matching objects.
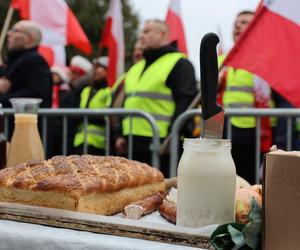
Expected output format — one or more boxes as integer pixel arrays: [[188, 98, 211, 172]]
[[11, 0, 91, 66], [224, 0, 300, 107], [216, 25, 225, 56], [99, 0, 125, 86], [165, 0, 188, 55]]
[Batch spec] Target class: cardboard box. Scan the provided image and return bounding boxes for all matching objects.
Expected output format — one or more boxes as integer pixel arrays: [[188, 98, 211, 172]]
[[264, 150, 300, 250]]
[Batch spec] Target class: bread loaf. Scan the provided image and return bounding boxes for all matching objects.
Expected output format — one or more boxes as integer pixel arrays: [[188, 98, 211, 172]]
[[0, 155, 164, 215]]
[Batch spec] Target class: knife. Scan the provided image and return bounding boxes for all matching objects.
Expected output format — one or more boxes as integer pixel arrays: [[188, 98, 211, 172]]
[[200, 33, 224, 139]]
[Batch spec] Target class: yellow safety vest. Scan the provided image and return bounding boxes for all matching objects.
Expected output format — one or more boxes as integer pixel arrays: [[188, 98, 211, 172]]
[[223, 68, 255, 128], [74, 86, 112, 149], [123, 52, 184, 138], [220, 55, 275, 129]]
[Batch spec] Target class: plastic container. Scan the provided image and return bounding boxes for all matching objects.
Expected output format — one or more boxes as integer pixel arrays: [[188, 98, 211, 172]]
[[6, 98, 44, 166], [176, 138, 236, 228]]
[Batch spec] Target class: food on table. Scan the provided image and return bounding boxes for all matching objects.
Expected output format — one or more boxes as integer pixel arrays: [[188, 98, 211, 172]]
[[124, 192, 165, 219], [158, 184, 263, 226], [249, 184, 262, 196], [235, 186, 262, 224], [236, 175, 251, 189], [159, 187, 177, 224], [0, 155, 164, 215], [164, 177, 177, 192], [159, 199, 177, 224]]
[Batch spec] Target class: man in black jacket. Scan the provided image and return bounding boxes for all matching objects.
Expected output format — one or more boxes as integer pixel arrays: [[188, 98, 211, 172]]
[[0, 20, 52, 108], [115, 19, 197, 177]]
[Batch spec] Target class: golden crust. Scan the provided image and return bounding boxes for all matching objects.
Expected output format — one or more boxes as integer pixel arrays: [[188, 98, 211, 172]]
[[0, 155, 164, 196]]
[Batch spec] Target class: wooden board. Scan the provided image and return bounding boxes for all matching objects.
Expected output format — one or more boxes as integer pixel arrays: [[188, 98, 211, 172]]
[[0, 202, 212, 249]]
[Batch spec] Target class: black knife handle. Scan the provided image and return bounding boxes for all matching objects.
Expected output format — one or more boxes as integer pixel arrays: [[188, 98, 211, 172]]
[[200, 33, 222, 120]]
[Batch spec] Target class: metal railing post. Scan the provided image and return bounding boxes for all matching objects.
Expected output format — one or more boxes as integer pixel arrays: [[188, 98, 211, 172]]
[[2, 108, 160, 169], [4, 107, 300, 178], [83, 116, 88, 154], [255, 117, 261, 183], [286, 117, 292, 150], [169, 108, 300, 180], [105, 116, 110, 156], [62, 116, 67, 155]]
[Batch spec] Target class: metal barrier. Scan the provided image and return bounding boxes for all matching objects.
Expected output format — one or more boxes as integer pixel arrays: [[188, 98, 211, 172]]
[[2, 108, 161, 169], [169, 108, 300, 182]]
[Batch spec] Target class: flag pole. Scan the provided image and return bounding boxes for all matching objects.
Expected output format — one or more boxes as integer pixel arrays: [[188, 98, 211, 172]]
[[0, 6, 14, 65]]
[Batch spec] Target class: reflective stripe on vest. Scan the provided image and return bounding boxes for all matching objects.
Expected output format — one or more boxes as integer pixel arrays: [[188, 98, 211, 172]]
[[123, 52, 184, 137], [80, 128, 106, 136], [74, 86, 112, 149], [126, 92, 173, 101], [227, 86, 253, 93], [223, 68, 255, 128], [74, 124, 106, 149], [228, 103, 254, 108]]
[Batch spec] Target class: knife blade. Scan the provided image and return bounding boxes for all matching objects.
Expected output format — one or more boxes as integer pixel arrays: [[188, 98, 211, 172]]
[[200, 33, 224, 139]]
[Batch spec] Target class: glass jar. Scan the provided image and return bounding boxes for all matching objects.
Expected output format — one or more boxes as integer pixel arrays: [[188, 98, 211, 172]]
[[176, 138, 236, 228], [0, 103, 6, 169], [6, 98, 44, 167]]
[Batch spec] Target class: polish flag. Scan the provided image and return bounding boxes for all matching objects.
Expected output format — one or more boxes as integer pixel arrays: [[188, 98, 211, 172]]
[[38, 46, 54, 66], [216, 25, 225, 56], [224, 0, 300, 107], [11, 0, 91, 66], [165, 0, 188, 55], [99, 0, 125, 86]]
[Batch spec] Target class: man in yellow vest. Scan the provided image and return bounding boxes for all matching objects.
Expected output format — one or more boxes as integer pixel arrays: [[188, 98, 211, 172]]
[[73, 57, 112, 155], [115, 19, 197, 177], [219, 11, 273, 184]]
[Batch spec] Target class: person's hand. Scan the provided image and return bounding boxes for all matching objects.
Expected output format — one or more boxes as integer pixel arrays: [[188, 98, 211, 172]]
[[115, 137, 127, 155], [0, 78, 11, 93]]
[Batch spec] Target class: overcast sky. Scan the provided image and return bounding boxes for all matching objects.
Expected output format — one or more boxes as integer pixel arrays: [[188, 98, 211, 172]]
[[129, 0, 260, 79]]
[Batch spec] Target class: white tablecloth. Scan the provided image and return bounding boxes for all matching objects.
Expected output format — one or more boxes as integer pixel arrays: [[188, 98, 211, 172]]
[[0, 214, 216, 250]]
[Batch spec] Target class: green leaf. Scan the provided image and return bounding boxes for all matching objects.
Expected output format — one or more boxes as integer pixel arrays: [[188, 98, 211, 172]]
[[210, 223, 245, 250], [242, 198, 262, 249], [248, 198, 262, 223], [228, 225, 246, 250], [211, 234, 235, 250]]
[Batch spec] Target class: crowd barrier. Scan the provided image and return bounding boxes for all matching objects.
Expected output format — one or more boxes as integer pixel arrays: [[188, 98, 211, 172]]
[[3, 108, 300, 182], [169, 108, 300, 182], [2, 108, 161, 169]]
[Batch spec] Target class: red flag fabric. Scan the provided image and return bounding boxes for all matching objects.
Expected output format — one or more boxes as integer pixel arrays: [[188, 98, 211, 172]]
[[165, 0, 188, 55], [11, 0, 29, 18], [224, 0, 300, 107], [100, 0, 125, 86], [38, 46, 54, 66], [11, 0, 91, 66], [66, 9, 91, 55]]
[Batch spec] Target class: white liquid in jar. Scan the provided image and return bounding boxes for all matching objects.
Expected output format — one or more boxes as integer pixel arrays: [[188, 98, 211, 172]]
[[176, 139, 236, 228]]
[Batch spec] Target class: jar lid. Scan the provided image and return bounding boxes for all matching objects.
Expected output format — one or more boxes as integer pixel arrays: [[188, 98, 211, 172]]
[[183, 138, 231, 149]]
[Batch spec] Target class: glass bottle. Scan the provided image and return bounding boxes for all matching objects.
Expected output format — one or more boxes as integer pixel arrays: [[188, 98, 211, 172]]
[[0, 103, 6, 169], [7, 98, 45, 167], [176, 138, 236, 228]]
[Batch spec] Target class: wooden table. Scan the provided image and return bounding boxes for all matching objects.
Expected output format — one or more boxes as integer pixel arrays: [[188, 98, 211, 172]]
[[0, 202, 215, 249]]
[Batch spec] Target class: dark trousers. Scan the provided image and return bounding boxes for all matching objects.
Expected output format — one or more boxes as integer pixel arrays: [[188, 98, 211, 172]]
[[224, 124, 256, 184], [119, 136, 170, 178], [132, 150, 170, 178], [231, 143, 256, 184]]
